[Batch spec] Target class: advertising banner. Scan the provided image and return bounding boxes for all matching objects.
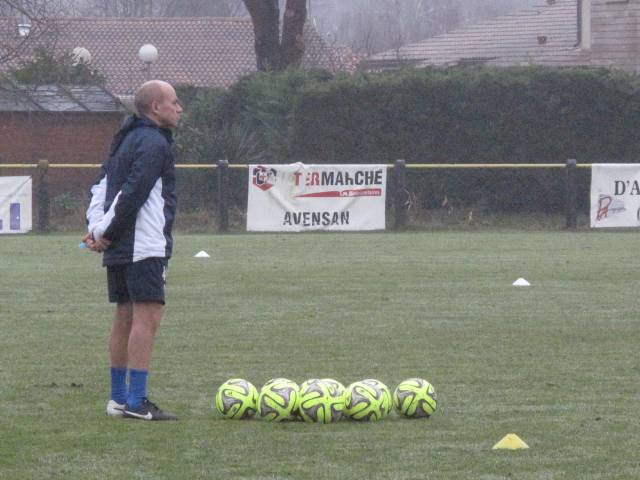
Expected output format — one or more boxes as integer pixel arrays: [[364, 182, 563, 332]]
[[247, 163, 387, 232], [0, 176, 32, 234], [591, 164, 640, 228]]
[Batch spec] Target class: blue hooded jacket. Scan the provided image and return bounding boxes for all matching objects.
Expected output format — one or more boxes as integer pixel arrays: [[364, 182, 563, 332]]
[[86, 115, 176, 266]]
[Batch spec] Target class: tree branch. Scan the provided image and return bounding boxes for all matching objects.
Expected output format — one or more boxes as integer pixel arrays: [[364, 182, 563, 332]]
[[280, 0, 306, 69], [243, 0, 280, 71], [0, 1, 65, 66]]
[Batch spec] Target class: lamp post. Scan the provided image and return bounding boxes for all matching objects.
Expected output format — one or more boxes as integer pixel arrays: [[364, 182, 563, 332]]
[[72, 47, 92, 65], [138, 44, 158, 81], [17, 14, 31, 37], [71, 47, 93, 83], [17, 23, 31, 37]]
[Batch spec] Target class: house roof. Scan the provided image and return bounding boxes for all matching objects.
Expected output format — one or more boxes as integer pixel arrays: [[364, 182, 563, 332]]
[[0, 81, 124, 112], [363, 0, 591, 70], [1, 16, 346, 95]]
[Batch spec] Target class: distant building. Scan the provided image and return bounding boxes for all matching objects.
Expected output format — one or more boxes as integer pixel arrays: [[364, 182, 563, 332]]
[[1, 16, 353, 101], [0, 16, 356, 199], [362, 0, 640, 73], [0, 82, 124, 196]]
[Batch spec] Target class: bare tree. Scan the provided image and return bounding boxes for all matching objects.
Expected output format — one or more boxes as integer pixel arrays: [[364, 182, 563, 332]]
[[73, 0, 153, 17], [70, 0, 246, 17], [280, 0, 306, 68], [161, 0, 245, 17], [243, 0, 279, 71], [333, 0, 461, 55], [0, 1, 68, 66], [243, 0, 307, 71], [314, 0, 533, 56]]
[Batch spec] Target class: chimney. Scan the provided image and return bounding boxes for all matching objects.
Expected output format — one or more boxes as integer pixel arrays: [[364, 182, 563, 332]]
[[577, 0, 592, 50]]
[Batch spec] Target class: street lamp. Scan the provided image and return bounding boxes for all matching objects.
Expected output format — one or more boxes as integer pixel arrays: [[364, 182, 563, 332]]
[[17, 23, 31, 37], [138, 44, 158, 81], [71, 47, 93, 83], [72, 47, 92, 65]]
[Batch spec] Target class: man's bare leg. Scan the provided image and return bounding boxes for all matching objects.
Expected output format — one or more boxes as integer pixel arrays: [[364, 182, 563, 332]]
[[123, 301, 176, 420], [106, 302, 133, 415], [110, 302, 133, 367], [128, 302, 163, 370]]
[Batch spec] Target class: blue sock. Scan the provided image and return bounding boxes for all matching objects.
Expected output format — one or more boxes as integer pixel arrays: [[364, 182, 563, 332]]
[[110, 367, 127, 405], [127, 369, 149, 409]]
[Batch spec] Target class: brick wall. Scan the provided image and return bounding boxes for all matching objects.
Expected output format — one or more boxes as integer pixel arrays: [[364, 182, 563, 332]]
[[0, 111, 124, 198]]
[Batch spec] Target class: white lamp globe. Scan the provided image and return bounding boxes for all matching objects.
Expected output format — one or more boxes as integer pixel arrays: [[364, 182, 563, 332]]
[[72, 47, 92, 65], [138, 44, 158, 64]]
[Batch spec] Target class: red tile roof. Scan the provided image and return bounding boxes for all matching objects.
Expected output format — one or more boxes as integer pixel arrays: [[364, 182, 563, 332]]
[[2, 16, 347, 95]]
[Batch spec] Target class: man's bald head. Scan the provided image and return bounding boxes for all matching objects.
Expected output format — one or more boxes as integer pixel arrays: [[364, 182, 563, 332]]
[[134, 80, 182, 129], [135, 80, 170, 116]]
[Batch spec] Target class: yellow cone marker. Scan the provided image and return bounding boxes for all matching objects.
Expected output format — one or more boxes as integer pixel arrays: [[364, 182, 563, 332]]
[[492, 434, 529, 450]]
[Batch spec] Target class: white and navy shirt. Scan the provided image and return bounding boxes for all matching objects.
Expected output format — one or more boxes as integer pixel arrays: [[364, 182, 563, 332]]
[[86, 115, 176, 265]]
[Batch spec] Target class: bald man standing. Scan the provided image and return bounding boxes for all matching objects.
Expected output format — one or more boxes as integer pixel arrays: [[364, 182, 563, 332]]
[[84, 80, 183, 420]]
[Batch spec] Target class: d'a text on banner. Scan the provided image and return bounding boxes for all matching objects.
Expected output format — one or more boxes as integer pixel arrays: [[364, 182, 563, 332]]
[[591, 164, 640, 228]]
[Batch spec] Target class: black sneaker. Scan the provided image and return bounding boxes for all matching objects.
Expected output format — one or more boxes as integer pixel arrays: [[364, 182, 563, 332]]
[[123, 399, 178, 421]]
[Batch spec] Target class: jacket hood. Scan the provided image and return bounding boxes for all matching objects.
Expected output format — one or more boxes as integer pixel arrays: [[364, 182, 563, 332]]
[[108, 115, 173, 156]]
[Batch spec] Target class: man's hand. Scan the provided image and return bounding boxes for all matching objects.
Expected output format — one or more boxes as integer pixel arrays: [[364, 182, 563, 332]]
[[82, 232, 96, 250], [82, 232, 112, 252], [94, 236, 112, 252]]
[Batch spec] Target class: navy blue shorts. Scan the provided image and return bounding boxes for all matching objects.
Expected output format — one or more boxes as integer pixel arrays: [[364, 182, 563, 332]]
[[107, 258, 168, 304]]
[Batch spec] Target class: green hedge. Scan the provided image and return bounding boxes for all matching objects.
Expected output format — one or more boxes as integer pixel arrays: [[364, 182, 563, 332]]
[[175, 67, 640, 213], [290, 67, 640, 164]]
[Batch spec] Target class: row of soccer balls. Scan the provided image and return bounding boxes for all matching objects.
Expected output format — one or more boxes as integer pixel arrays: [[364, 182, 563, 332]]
[[215, 377, 437, 423]]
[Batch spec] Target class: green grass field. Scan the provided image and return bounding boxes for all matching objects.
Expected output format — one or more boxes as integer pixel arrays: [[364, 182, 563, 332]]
[[1, 232, 639, 479]]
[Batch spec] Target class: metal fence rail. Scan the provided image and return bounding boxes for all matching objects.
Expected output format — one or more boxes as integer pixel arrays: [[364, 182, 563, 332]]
[[0, 159, 587, 232]]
